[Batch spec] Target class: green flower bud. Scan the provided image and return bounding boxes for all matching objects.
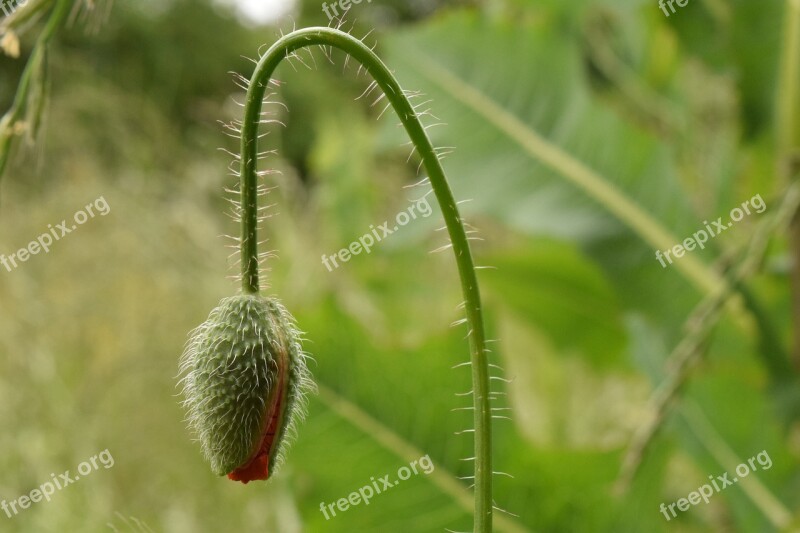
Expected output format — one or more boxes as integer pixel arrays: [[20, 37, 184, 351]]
[[179, 294, 314, 483]]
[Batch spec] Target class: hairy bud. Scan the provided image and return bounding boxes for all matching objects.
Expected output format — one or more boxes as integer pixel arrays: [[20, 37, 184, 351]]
[[179, 294, 314, 483]]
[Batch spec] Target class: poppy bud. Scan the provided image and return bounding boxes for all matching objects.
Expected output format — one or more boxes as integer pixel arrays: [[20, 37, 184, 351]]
[[179, 294, 313, 483]]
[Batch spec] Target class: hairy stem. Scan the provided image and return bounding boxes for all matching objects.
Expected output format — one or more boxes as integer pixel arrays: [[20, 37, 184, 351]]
[[238, 28, 493, 532]]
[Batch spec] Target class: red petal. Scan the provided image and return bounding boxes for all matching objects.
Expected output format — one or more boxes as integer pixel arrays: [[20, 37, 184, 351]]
[[227, 362, 286, 484], [227, 452, 269, 484]]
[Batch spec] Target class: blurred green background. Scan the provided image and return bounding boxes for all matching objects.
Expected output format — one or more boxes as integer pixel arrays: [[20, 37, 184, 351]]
[[1, 0, 799, 531]]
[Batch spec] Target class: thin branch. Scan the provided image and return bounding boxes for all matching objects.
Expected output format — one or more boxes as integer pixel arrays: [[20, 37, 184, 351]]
[[615, 182, 800, 494]]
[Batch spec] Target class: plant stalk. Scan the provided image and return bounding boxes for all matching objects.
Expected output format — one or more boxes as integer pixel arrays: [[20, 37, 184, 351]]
[[0, 0, 72, 179], [238, 28, 493, 532], [778, 0, 800, 371]]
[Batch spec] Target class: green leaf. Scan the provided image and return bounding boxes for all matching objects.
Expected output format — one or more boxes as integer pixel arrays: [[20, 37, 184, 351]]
[[483, 237, 626, 366], [383, 12, 730, 301]]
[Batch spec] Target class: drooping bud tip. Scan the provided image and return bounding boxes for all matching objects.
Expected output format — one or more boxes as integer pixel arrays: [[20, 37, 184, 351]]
[[179, 294, 314, 483]]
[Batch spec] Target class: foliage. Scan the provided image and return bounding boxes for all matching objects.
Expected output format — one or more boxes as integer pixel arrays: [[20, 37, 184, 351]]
[[0, 0, 798, 532]]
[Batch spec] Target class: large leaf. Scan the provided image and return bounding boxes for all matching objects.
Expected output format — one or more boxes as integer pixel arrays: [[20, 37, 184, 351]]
[[482, 236, 627, 366], [383, 12, 727, 298], [380, 11, 767, 343]]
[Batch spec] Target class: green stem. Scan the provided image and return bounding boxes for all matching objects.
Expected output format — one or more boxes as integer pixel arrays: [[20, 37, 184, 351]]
[[777, 0, 800, 371], [615, 181, 800, 495], [680, 402, 792, 528], [239, 28, 493, 532], [0, 0, 72, 179]]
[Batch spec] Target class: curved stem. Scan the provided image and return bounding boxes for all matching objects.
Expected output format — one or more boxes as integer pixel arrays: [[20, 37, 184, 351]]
[[239, 27, 493, 532]]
